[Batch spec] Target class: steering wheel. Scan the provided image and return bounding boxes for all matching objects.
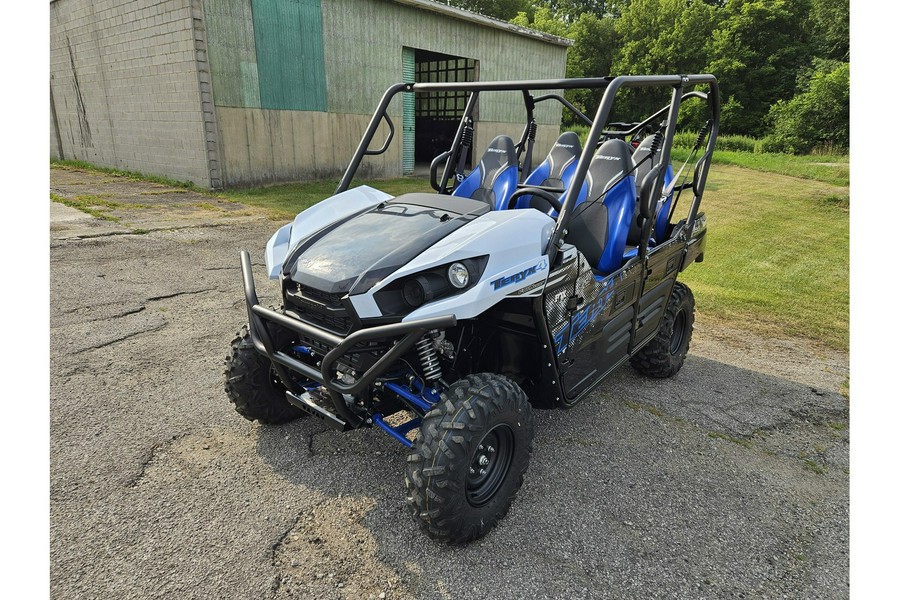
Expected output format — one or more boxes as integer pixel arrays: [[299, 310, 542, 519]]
[[507, 186, 564, 215]]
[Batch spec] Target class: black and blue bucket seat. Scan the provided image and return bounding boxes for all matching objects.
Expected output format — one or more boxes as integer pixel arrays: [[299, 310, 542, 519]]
[[623, 135, 676, 260], [565, 139, 637, 275], [517, 131, 588, 216], [451, 135, 519, 210]]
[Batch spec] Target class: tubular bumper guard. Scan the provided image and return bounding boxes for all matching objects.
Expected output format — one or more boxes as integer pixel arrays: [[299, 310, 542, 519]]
[[240, 251, 456, 424]]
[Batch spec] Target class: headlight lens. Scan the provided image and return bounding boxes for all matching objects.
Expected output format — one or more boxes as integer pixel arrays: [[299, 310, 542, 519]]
[[447, 262, 470, 289], [402, 275, 432, 308]]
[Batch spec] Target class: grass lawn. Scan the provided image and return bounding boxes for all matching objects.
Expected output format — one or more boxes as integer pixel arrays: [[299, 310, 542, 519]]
[[672, 164, 848, 351], [670, 148, 849, 187]]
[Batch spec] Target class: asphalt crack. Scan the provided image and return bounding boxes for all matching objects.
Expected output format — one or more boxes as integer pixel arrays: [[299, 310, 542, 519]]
[[125, 435, 184, 488], [146, 288, 218, 302], [72, 320, 168, 354], [107, 306, 146, 320]]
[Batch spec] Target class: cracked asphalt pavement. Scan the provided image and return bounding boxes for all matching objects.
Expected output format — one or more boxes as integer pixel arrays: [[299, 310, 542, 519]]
[[50, 168, 849, 599]]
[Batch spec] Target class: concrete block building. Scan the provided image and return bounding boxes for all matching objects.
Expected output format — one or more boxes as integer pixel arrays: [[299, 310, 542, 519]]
[[50, 0, 570, 188]]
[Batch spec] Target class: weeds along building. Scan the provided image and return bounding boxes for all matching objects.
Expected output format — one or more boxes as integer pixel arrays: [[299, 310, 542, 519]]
[[50, 0, 570, 188]]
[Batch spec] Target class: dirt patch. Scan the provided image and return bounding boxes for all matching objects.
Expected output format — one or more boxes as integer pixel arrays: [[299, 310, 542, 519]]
[[691, 313, 848, 396], [272, 497, 409, 599], [128, 429, 250, 489], [51, 166, 269, 235]]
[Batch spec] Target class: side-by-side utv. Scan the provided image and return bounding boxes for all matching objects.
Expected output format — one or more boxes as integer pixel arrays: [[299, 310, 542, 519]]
[[225, 75, 720, 544]]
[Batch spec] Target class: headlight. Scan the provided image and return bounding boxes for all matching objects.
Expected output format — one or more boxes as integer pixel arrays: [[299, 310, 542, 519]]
[[402, 275, 433, 308], [447, 262, 469, 289], [373, 256, 489, 317]]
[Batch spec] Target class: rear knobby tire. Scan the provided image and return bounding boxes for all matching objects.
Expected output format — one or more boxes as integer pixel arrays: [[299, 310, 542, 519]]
[[223, 325, 305, 424], [404, 373, 534, 545], [630, 281, 695, 378]]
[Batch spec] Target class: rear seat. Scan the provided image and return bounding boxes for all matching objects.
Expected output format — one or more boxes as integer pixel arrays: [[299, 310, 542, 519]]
[[623, 135, 675, 260], [517, 131, 587, 216]]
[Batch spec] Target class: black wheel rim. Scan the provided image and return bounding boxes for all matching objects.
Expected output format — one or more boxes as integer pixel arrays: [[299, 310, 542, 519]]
[[466, 425, 515, 507], [670, 310, 687, 355]]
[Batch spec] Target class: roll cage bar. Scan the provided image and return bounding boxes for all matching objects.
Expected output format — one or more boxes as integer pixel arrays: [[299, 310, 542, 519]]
[[336, 75, 720, 266]]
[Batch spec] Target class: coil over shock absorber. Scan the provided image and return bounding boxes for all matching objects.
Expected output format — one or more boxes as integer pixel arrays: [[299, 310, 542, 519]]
[[416, 330, 442, 383]]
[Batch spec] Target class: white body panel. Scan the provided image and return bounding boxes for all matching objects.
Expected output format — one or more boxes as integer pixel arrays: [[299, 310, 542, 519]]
[[348, 209, 556, 320], [264, 185, 392, 279]]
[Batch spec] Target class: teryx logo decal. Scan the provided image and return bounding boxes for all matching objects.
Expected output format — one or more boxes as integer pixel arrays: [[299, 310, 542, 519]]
[[553, 287, 615, 354], [490, 259, 547, 291]]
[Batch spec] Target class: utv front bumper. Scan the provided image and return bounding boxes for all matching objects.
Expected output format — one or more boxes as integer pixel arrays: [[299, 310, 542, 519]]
[[240, 251, 455, 424]]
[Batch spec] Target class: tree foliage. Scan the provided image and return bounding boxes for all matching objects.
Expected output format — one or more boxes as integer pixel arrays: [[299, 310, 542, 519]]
[[705, 0, 812, 134], [538, 1, 625, 20], [450, 0, 534, 21], [765, 61, 849, 153], [612, 0, 721, 122], [810, 0, 849, 61], [511, 8, 620, 125], [465, 0, 849, 152]]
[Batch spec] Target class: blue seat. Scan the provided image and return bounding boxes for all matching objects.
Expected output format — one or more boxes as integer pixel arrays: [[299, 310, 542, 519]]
[[565, 139, 637, 275], [518, 131, 588, 216], [452, 135, 518, 210]]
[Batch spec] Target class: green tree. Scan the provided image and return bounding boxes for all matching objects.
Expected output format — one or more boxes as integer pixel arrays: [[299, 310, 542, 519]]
[[535, 1, 626, 20], [451, 0, 535, 20], [810, 0, 849, 60], [511, 8, 620, 124], [510, 6, 568, 36], [706, 0, 812, 134], [612, 0, 721, 121], [566, 13, 621, 122], [765, 60, 849, 153]]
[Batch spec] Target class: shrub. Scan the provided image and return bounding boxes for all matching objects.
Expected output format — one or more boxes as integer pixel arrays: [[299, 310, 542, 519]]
[[766, 61, 850, 154], [716, 135, 757, 153]]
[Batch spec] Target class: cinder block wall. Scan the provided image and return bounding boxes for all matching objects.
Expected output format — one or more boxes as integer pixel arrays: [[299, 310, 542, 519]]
[[50, 0, 219, 187]]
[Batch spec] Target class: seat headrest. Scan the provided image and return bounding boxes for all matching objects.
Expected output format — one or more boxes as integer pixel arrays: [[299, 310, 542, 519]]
[[632, 135, 661, 186], [544, 131, 582, 178], [586, 139, 633, 198], [478, 135, 516, 173]]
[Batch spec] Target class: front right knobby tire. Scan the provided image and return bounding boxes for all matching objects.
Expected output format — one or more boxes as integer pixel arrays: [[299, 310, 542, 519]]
[[630, 281, 695, 378], [404, 373, 534, 545]]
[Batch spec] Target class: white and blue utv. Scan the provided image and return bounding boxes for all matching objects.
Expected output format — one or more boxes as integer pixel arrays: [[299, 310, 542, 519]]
[[225, 75, 719, 544]]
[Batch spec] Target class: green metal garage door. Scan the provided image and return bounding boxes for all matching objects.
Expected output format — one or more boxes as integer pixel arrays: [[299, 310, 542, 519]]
[[251, 0, 327, 111]]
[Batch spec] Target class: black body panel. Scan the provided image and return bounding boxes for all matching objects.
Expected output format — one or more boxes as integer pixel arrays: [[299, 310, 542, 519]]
[[286, 194, 487, 296], [631, 237, 682, 347]]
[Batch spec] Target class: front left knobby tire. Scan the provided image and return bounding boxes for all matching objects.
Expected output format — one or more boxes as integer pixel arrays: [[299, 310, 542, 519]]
[[404, 373, 534, 545], [223, 325, 306, 424]]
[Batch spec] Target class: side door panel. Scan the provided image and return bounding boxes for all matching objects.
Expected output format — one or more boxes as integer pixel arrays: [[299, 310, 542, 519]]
[[544, 252, 642, 400], [633, 239, 683, 347]]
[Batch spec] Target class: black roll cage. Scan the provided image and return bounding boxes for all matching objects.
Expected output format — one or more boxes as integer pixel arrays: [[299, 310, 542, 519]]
[[335, 75, 720, 265]]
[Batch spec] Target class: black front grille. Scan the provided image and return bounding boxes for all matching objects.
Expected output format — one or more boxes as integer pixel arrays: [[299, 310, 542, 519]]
[[301, 285, 345, 307], [284, 281, 355, 335]]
